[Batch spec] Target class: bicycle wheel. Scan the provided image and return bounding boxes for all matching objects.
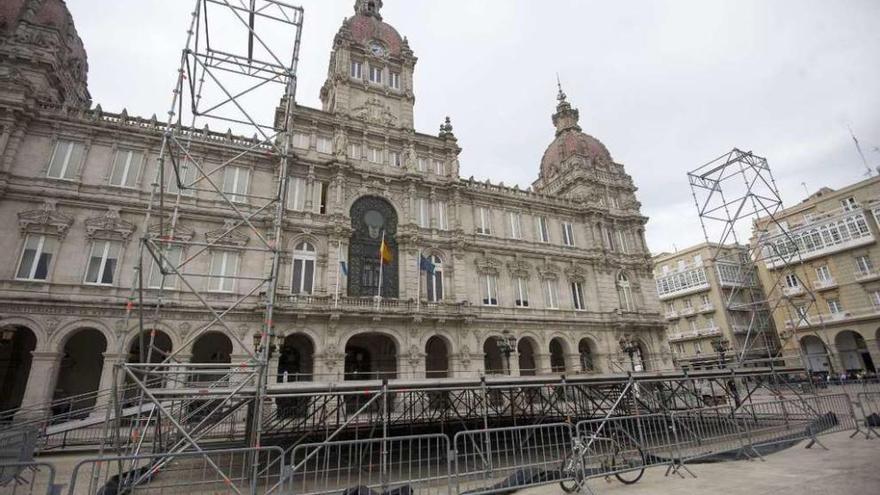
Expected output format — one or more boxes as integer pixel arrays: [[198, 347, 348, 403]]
[[559, 451, 584, 493], [611, 440, 646, 485]]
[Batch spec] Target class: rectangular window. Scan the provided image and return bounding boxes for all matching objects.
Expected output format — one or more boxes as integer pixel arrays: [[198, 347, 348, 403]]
[[288, 177, 307, 211], [349, 143, 361, 159], [316, 136, 332, 154], [544, 279, 559, 309], [15, 235, 57, 281], [707, 316, 716, 328], [796, 305, 808, 319], [390, 72, 401, 90], [389, 151, 401, 167], [209, 251, 239, 292], [222, 166, 249, 203], [427, 267, 443, 302], [417, 198, 430, 228], [350, 60, 362, 79], [841, 197, 858, 211], [700, 294, 710, 306], [368, 147, 382, 163], [84, 240, 120, 285], [369, 65, 382, 84], [292, 258, 315, 295], [605, 227, 615, 251], [481, 274, 498, 306], [476, 207, 492, 235], [47, 140, 84, 180], [436, 201, 448, 230], [683, 298, 693, 309], [571, 281, 586, 310], [815, 265, 831, 282], [667, 302, 676, 313], [536, 217, 550, 243], [514, 277, 529, 307], [827, 298, 842, 314], [871, 290, 880, 309], [434, 160, 444, 175], [562, 222, 575, 246], [610, 195, 621, 209], [689, 319, 698, 332], [616, 230, 628, 253], [417, 157, 428, 172], [109, 149, 142, 188], [784, 273, 800, 288], [292, 133, 309, 149], [856, 255, 874, 275], [148, 245, 182, 289], [508, 212, 522, 239], [695, 341, 703, 354], [167, 161, 195, 196], [318, 182, 329, 215]]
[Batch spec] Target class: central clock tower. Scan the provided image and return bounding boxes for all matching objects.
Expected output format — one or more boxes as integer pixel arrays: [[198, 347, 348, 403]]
[[320, 0, 418, 130]]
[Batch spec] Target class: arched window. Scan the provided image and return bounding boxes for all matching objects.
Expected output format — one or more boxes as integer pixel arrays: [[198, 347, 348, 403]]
[[617, 272, 633, 311], [292, 241, 316, 294], [426, 254, 443, 302]]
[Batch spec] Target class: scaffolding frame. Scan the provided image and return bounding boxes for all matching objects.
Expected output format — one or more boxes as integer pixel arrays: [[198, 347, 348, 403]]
[[97, 0, 303, 487], [688, 148, 830, 368]]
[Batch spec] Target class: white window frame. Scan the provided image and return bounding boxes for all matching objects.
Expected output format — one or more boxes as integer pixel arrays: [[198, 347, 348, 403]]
[[390, 71, 400, 90], [389, 151, 401, 167], [223, 166, 250, 203], [350, 60, 362, 79], [292, 133, 310, 149], [856, 255, 874, 275], [841, 197, 858, 212], [827, 298, 842, 314], [784, 274, 800, 288], [514, 277, 529, 307], [84, 240, 120, 286], [368, 147, 382, 164], [617, 273, 633, 311], [562, 222, 575, 246], [349, 143, 361, 159], [436, 201, 448, 230], [616, 229, 628, 253], [700, 294, 710, 306], [434, 160, 444, 175], [871, 290, 880, 309], [481, 274, 498, 306], [426, 255, 443, 302], [417, 157, 428, 172], [316, 136, 332, 154], [15, 234, 57, 281], [508, 212, 522, 239], [167, 161, 195, 196], [536, 217, 550, 243], [694, 341, 703, 354], [209, 251, 239, 292], [544, 279, 559, 309], [476, 207, 492, 235], [109, 149, 141, 188], [288, 177, 307, 211], [369, 65, 382, 84], [571, 281, 586, 310], [815, 265, 831, 282], [147, 245, 182, 289], [417, 198, 430, 228], [291, 242, 316, 295], [47, 140, 83, 180]]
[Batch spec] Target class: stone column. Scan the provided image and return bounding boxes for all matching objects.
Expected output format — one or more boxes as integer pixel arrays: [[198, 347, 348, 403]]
[[507, 351, 521, 376], [92, 352, 127, 415], [566, 353, 582, 375], [17, 351, 63, 420], [536, 353, 552, 374]]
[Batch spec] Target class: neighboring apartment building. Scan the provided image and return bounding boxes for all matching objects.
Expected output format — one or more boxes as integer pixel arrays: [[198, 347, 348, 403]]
[[653, 243, 778, 369], [0, 0, 668, 414], [754, 175, 880, 376]]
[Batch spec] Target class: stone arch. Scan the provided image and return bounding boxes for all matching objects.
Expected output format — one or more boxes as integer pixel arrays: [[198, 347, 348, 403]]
[[483, 335, 507, 375], [578, 337, 598, 373], [278, 333, 315, 382], [425, 335, 451, 378], [51, 319, 114, 353], [834, 330, 875, 374], [53, 328, 107, 414], [122, 321, 182, 355], [800, 335, 831, 373], [347, 195, 399, 298], [0, 316, 47, 351], [343, 331, 399, 380], [549, 337, 568, 373], [517, 336, 539, 376], [125, 329, 174, 392], [190, 332, 233, 384], [0, 325, 37, 412]]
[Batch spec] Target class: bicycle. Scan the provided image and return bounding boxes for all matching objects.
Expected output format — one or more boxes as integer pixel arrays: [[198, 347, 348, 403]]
[[559, 427, 646, 492]]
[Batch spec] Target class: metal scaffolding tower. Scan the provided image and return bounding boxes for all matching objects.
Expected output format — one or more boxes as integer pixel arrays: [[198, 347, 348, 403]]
[[101, 0, 304, 475], [688, 148, 828, 367]]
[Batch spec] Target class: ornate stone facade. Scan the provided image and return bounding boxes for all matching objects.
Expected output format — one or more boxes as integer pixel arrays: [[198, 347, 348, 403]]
[[0, 1, 667, 413]]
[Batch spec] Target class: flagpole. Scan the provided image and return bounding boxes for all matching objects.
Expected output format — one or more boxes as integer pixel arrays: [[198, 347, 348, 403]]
[[334, 239, 341, 309], [416, 249, 421, 312], [376, 230, 384, 310]]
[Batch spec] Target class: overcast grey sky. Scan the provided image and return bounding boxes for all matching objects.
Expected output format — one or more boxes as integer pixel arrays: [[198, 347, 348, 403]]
[[68, 0, 880, 254]]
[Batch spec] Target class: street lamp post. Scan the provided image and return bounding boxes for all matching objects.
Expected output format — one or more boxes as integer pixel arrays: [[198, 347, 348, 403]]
[[711, 338, 730, 369], [618, 335, 639, 372], [496, 330, 517, 375]]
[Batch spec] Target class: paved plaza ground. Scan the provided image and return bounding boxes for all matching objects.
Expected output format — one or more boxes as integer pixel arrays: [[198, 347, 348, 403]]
[[523, 431, 880, 495]]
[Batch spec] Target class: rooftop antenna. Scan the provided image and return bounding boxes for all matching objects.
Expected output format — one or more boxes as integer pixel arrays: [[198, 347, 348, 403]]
[[848, 125, 873, 177], [556, 72, 566, 101], [801, 182, 809, 197]]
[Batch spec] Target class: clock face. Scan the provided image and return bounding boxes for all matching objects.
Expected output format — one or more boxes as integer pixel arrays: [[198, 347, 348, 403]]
[[369, 41, 386, 57]]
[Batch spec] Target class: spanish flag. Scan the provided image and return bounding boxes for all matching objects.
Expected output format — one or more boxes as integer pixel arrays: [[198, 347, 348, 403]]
[[380, 236, 393, 265]]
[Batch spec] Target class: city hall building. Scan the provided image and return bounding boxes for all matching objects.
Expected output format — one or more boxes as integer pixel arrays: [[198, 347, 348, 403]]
[[0, 0, 667, 414]]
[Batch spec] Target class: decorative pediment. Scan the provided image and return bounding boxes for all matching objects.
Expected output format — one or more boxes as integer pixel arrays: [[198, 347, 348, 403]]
[[474, 256, 502, 275], [506, 260, 531, 279], [148, 221, 196, 242], [85, 208, 136, 241], [349, 97, 398, 127], [17, 201, 74, 238], [537, 262, 559, 280], [564, 264, 587, 283], [205, 220, 250, 247]]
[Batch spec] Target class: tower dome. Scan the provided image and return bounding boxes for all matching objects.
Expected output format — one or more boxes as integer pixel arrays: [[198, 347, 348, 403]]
[[539, 86, 611, 180], [346, 0, 405, 56]]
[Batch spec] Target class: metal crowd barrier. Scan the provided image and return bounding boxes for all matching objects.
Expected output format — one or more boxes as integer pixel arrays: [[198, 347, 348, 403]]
[[453, 423, 573, 495], [575, 413, 676, 476], [284, 434, 452, 495], [66, 446, 284, 495], [0, 462, 57, 495], [856, 392, 880, 439]]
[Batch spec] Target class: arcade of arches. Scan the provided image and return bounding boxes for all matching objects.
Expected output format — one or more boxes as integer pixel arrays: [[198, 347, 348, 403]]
[[799, 329, 880, 375]]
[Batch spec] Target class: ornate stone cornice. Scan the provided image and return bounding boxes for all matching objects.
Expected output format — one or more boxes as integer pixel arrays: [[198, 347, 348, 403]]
[[564, 264, 587, 283], [84, 207, 136, 241], [474, 256, 501, 275], [506, 259, 531, 279], [148, 221, 195, 242], [17, 200, 74, 238], [205, 220, 250, 247], [537, 262, 559, 280]]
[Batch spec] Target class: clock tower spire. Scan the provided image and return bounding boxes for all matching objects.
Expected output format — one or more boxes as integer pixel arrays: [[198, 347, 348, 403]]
[[320, 1, 417, 129]]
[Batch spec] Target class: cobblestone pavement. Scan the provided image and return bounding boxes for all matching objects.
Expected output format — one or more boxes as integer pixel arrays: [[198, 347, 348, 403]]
[[522, 431, 880, 495]]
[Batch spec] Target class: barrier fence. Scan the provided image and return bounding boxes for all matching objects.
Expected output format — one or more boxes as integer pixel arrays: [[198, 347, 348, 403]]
[[12, 392, 867, 495], [0, 462, 57, 495], [857, 392, 880, 439]]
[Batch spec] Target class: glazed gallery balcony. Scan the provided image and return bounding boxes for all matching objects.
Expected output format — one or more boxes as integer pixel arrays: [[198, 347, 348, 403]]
[[760, 208, 875, 269]]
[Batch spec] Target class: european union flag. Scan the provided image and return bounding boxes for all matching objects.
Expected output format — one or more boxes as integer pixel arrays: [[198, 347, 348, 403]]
[[419, 254, 435, 274]]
